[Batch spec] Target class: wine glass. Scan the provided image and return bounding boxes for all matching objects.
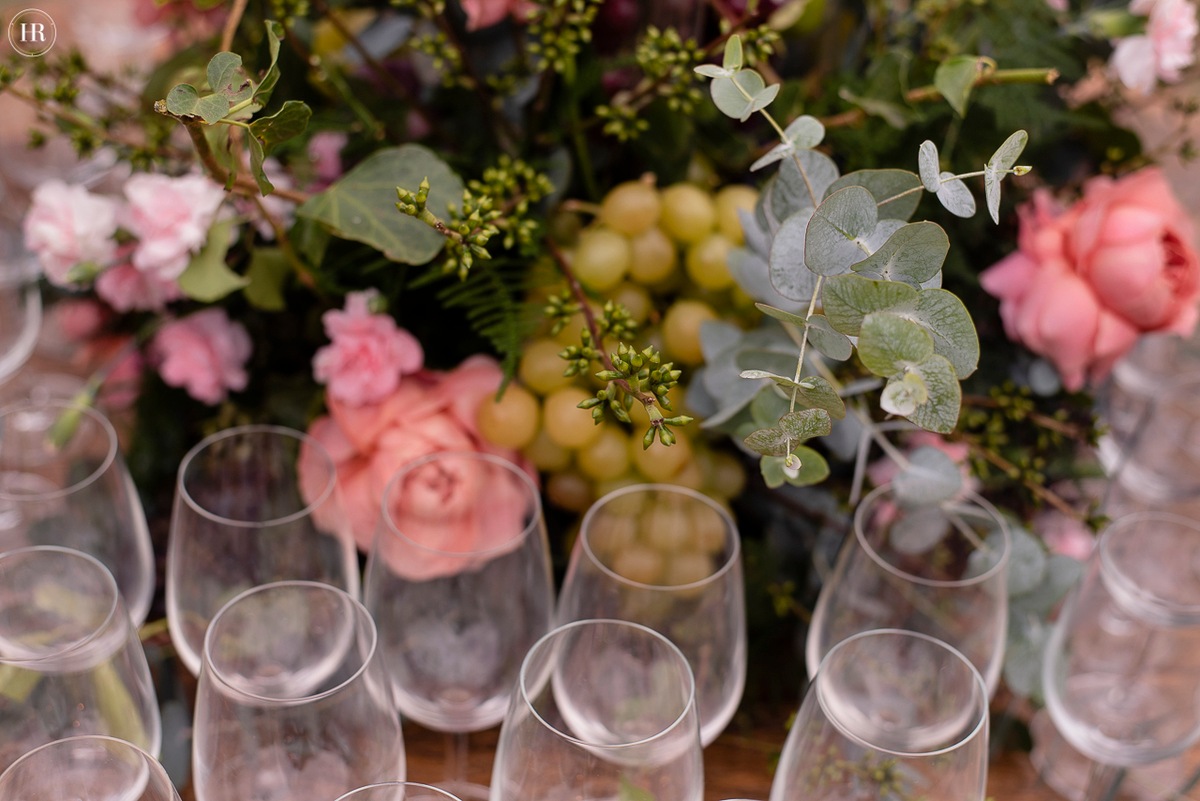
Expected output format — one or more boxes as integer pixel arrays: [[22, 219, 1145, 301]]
[[806, 483, 1011, 695], [363, 451, 555, 800], [0, 734, 182, 800], [0, 545, 161, 774], [773, 628, 990, 801], [557, 483, 746, 747], [1042, 512, 1200, 801], [166, 424, 359, 676], [0, 230, 41, 389], [334, 782, 465, 801], [0, 398, 155, 625], [191, 580, 405, 801], [490, 618, 704, 801]]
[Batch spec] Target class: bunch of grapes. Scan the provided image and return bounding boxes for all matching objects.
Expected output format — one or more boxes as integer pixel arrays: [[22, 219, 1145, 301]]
[[475, 176, 759, 522]]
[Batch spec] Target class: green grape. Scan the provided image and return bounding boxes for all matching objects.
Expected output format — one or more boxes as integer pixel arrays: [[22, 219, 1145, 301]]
[[629, 431, 693, 481], [543, 386, 604, 449], [659, 183, 717, 245], [476, 383, 541, 449], [627, 226, 678, 285], [546, 469, 594, 513], [571, 227, 631, 291], [661, 298, 718, 364], [684, 233, 735, 291], [611, 543, 665, 584], [609, 282, 653, 324], [640, 503, 691, 552], [599, 179, 662, 236], [523, 427, 572, 472], [577, 426, 632, 481], [714, 184, 758, 245], [585, 513, 638, 560], [662, 550, 716, 586], [519, 337, 575, 395]]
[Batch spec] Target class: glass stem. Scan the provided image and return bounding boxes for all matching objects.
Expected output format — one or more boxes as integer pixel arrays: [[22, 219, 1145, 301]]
[[1083, 761, 1127, 801], [444, 730, 471, 784]]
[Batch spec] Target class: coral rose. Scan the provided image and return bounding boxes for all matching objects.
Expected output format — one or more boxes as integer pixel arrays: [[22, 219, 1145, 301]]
[[981, 167, 1200, 391], [299, 355, 534, 579], [150, 308, 252, 404]]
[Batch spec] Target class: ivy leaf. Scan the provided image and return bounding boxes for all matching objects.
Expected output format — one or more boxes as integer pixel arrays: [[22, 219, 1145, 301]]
[[246, 135, 271, 195], [934, 55, 984, 117], [710, 69, 768, 121], [905, 354, 962, 433], [248, 100, 311, 153], [852, 221, 948, 287], [243, 247, 289, 311], [252, 20, 286, 108], [206, 52, 251, 101], [177, 219, 247, 302], [827, 169, 923, 221], [857, 312, 935, 377], [297, 144, 464, 264], [984, 129, 1029, 224], [806, 185, 878, 276], [918, 140, 941, 193], [821, 273, 917, 336], [892, 446, 964, 506], [164, 84, 227, 124], [935, 171, 977, 218], [907, 288, 980, 378], [768, 207, 818, 302], [761, 448, 829, 488]]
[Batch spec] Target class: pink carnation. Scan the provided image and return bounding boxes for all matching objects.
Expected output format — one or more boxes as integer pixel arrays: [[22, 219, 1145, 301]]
[[460, 0, 535, 30], [307, 131, 347, 189], [95, 261, 185, 312], [312, 290, 424, 407], [123, 173, 227, 281], [22, 180, 119, 286], [1110, 0, 1198, 93], [150, 308, 252, 405], [981, 168, 1200, 391]]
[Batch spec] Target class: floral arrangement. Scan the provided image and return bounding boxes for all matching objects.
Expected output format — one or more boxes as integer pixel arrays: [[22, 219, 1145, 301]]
[[3, 0, 1200, 716]]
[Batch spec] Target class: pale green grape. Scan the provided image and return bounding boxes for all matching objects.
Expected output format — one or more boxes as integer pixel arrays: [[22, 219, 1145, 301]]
[[661, 299, 718, 365], [572, 228, 631, 291], [627, 226, 678, 285], [577, 426, 632, 481], [714, 184, 758, 245], [543, 386, 604, 449], [659, 183, 717, 245], [684, 233, 735, 291], [476, 383, 540, 449], [519, 337, 574, 395], [599, 179, 662, 236]]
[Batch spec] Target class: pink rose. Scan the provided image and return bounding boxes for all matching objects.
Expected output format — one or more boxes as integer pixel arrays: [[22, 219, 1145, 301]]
[[460, 0, 535, 30], [312, 290, 424, 407], [298, 356, 533, 575], [150, 308, 252, 404], [866, 430, 979, 493], [981, 168, 1200, 391], [123, 173, 227, 281], [1110, 0, 1198, 93], [1033, 510, 1095, 562], [22, 180, 119, 286], [307, 131, 347, 189], [95, 261, 184, 312]]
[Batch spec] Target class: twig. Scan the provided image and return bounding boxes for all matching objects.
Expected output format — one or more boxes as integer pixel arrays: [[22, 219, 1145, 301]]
[[220, 0, 250, 53], [967, 439, 1082, 519], [180, 121, 311, 204]]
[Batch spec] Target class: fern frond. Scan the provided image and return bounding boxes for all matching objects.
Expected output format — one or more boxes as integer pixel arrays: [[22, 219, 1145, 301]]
[[437, 262, 542, 388]]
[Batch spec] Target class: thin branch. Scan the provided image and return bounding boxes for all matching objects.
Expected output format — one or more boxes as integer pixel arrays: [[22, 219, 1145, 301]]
[[968, 439, 1082, 519], [220, 0, 250, 53]]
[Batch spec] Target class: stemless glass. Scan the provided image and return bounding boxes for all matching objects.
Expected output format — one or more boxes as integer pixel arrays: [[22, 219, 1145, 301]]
[[166, 424, 359, 676], [1043, 512, 1200, 800], [364, 451, 555, 800], [0, 734, 182, 800], [0, 546, 161, 774], [0, 399, 154, 625], [557, 483, 746, 747], [806, 484, 1010, 695], [774, 629, 990, 801], [334, 782, 465, 801], [490, 618, 704, 801], [192, 580, 405, 801]]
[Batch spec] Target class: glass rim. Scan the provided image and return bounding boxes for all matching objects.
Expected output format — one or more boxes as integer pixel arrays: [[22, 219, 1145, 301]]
[[1098, 511, 1200, 624], [0, 544, 123, 666], [518, 617, 698, 751], [201, 579, 379, 706], [176, 424, 337, 529], [0, 280, 42, 383], [813, 627, 990, 758], [853, 483, 1011, 589], [0, 399, 119, 503], [334, 782, 464, 801], [379, 450, 544, 559], [578, 482, 742, 592], [0, 734, 175, 795]]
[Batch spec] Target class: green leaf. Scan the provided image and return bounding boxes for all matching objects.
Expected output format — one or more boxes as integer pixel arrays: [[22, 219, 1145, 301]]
[[906, 354, 962, 433], [852, 221, 948, 287], [195, 94, 231, 124], [857, 312, 935, 376], [805, 314, 854, 361], [881, 372, 928, 417], [770, 149, 840, 218], [779, 408, 832, 439], [934, 55, 984, 117], [253, 20, 285, 108], [827, 169, 923, 221], [297, 144, 464, 264], [768, 208, 817, 302], [908, 288, 980, 378], [748, 83, 780, 115], [164, 83, 201, 116], [246, 134, 271, 195], [694, 64, 727, 78], [749, 384, 790, 426], [710, 69, 767, 121], [935, 172, 977, 218], [761, 448, 829, 488], [723, 35, 743, 71], [837, 87, 911, 128], [249, 100, 311, 151], [177, 219, 247, 302], [806, 186, 878, 276], [243, 247, 290, 311], [744, 426, 792, 457], [917, 140, 940, 192], [751, 115, 826, 171], [821, 272, 918, 336], [893, 446, 964, 505], [737, 370, 845, 418], [984, 129, 1029, 224], [206, 51, 248, 98]]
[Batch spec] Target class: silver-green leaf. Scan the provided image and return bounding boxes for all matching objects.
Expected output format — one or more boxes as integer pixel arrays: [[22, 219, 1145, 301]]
[[918, 141, 940, 192], [827, 169, 923, 221], [893, 445, 964, 506], [907, 288, 980, 378], [768, 208, 818, 301], [806, 185, 879, 276], [710, 69, 768, 121], [858, 312, 935, 376], [984, 129, 1029, 224], [852, 221, 949, 286], [821, 272, 918, 336], [935, 171, 977, 218], [906, 354, 962, 433]]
